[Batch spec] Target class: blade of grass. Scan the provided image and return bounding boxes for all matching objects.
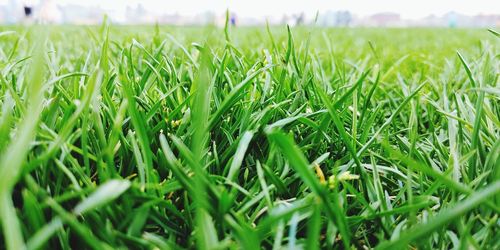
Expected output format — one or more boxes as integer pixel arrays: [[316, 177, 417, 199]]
[[376, 180, 500, 249]]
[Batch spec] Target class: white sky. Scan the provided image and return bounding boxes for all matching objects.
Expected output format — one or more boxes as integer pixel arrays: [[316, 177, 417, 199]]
[[3, 0, 500, 19]]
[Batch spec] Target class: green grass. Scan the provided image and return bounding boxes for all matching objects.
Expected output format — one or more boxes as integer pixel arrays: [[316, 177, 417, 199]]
[[0, 23, 499, 249]]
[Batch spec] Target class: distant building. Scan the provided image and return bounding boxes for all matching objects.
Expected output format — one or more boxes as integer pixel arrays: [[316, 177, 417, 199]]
[[125, 4, 155, 24], [39, 0, 61, 23], [368, 12, 401, 26], [1, 0, 24, 23], [472, 14, 499, 27], [319, 10, 352, 26], [59, 4, 105, 24]]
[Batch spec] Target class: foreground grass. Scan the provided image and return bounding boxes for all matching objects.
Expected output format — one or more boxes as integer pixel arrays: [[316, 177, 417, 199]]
[[0, 24, 498, 249]]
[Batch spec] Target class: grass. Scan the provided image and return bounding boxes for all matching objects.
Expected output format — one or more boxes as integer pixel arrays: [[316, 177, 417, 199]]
[[0, 23, 498, 249]]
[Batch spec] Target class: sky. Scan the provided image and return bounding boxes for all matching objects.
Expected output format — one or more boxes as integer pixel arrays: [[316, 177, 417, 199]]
[[2, 0, 499, 20], [62, 0, 499, 19]]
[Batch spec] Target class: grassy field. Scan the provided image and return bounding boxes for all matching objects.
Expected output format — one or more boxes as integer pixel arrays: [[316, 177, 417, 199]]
[[0, 24, 499, 249]]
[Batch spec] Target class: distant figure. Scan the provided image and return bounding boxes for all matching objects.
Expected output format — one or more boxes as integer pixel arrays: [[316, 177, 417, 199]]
[[22, 0, 36, 22], [447, 12, 457, 28], [294, 12, 305, 26], [335, 11, 352, 26], [230, 13, 237, 26], [23, 5, 32, 17]]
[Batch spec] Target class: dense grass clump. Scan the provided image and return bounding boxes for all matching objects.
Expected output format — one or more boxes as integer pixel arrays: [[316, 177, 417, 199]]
[[0, 24, 498, 249]]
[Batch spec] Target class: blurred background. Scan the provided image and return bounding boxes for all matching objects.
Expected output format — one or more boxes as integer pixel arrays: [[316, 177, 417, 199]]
[[0, 0, 498, 27]]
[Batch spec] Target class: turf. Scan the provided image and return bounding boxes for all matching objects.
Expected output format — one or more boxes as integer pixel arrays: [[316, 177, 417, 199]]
[[0, 23, 499, 249]]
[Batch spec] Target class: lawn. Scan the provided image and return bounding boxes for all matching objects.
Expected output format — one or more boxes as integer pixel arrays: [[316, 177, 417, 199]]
[[0, 24, 499, 249]]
